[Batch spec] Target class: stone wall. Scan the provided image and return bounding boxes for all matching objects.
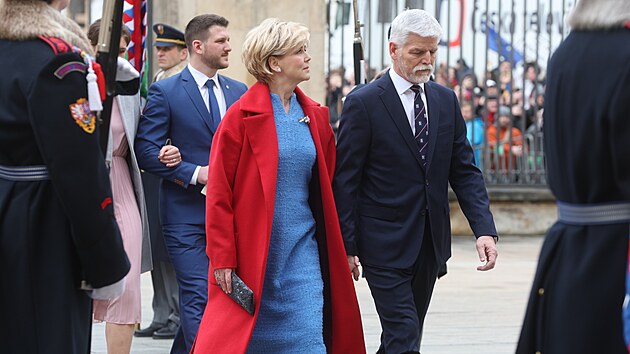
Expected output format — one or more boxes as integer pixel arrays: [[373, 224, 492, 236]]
[[450, 187, 557, 236], [151, 0, 327, 102]]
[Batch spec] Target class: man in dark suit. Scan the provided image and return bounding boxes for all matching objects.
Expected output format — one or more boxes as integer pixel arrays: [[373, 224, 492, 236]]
[[334, 9, 498, 354], [135, 14, 247, 354]]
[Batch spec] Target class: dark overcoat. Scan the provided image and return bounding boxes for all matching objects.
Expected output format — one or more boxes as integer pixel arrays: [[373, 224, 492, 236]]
[[516, 27, 630, 354], [0, 38, 130, 353]]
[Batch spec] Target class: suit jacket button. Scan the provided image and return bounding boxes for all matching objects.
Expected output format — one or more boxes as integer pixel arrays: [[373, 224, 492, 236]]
[[421, 210, 426, 216], [425, 180, 429, 186]]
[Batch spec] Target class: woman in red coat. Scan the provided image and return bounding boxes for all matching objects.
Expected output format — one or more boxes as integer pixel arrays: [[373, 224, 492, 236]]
[[191, 18, 365, 353]]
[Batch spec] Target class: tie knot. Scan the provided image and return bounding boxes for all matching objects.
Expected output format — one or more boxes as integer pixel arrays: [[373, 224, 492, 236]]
[[205, 79, 215, 89], [410, 84, 422, 94]]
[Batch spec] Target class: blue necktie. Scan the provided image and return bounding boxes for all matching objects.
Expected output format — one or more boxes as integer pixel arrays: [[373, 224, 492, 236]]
[[205, 79, 221, 130], [410, 84, 428, 168]]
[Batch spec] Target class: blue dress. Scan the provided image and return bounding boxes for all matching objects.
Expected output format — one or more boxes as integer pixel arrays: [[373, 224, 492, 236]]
[[246, 93, 326, 353]]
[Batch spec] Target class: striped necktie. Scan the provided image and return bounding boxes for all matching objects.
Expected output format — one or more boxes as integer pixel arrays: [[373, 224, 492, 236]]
[[410, 84, 428, 168]]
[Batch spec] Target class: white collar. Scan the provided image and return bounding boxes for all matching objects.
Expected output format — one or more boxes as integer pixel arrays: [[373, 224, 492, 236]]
[[389, 67, 426, 95], [187, 63, 220, 88]]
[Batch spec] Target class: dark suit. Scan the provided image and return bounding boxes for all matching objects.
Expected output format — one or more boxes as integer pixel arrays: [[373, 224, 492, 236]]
[[334, 71, 496, 353], [135, 66, 246, 353]]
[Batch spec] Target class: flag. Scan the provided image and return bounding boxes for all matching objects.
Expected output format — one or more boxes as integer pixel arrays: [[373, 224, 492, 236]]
[[122, 0, 148, 97], [482, 20, 524, 65]]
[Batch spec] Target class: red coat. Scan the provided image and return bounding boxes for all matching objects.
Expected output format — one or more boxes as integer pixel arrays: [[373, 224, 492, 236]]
[[192, 82, 366, 354]]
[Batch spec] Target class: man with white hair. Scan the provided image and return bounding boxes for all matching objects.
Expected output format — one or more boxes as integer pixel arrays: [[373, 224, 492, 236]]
[[334, 8, 498, 354], [516, 1, 630, 353]]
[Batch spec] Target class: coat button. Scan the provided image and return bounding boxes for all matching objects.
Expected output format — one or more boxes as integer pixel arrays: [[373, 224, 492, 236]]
[[425, 180, 429, 186], [421, 210, 426, 216], [537, 288, 544, 296]]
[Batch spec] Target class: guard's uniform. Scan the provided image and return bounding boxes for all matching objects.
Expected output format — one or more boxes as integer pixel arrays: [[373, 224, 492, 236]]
[[516, 25, 630, 354], [0, 36, 130, 353]]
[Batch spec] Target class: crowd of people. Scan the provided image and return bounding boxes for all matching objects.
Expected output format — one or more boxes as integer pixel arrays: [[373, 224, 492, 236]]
[[327, 56, 547, 183], [438, 58, 546, 179], [1, 0, 628, 353]]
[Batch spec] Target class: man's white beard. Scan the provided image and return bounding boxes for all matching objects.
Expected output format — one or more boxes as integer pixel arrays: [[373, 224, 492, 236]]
[[405, 61, 433, 84]]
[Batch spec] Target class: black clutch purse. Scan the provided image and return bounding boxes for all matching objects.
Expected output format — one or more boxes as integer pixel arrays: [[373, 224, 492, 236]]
[[228, 273, 255, 315]]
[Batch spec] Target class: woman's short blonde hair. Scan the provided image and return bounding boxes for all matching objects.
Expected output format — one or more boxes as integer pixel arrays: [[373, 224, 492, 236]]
[[242, 18, 310, 84]]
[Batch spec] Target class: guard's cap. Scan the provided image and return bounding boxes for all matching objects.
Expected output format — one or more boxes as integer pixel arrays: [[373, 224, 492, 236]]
[[153, 23, 186, 47]]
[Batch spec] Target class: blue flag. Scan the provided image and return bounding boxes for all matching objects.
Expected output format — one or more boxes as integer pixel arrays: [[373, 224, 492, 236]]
[[482, 21, 524, 65]]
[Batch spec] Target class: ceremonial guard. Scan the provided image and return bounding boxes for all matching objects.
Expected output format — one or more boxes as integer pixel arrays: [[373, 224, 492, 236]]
[[0, 0, 130, 353], [152, 23, 188, 82], [516, 1, 630, 353]]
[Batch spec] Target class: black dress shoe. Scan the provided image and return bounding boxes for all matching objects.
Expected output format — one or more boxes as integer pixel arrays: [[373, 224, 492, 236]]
[[152, 320, 178, 339], [134, 323, 164, 337]]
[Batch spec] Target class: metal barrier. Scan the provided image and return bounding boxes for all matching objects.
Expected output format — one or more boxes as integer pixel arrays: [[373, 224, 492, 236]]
[[326, 0, 575, 186]]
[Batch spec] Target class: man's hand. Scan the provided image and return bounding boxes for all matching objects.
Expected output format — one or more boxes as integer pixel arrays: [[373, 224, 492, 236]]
[[476, 235, 498, 271], [347, 255, 360, 281], [197, 166, 209, 185], [214, 268, 234, 294], [158, 145, 181, 167]]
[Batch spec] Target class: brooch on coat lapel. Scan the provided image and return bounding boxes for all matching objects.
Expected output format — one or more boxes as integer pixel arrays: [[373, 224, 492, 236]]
[[298, 115, 311, 124]]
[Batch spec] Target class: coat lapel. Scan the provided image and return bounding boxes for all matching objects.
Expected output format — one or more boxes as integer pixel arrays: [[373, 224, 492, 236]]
[[115, 95, 139, 138], [378, 74, 425, 168], [217, 75, 238, 107], [181, 67, 215, 133], [424, 81, 441, 172], [239, 83, 279, 236], [297, 87, 326, 165]]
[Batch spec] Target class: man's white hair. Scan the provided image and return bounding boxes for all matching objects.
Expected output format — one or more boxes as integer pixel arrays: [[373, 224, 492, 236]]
[[389, 9, 443, 47], [567, 0, 630, 30]]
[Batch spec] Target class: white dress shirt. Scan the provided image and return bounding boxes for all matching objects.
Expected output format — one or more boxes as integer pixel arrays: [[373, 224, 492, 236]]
[[187, 63, 227, 117], [389, 68, 429, 135], [186, 64, 228, 184]]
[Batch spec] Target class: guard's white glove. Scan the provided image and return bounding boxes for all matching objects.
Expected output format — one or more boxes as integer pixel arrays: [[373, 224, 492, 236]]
[[116, 57, 140, 81], [89, 278, 126, 300]]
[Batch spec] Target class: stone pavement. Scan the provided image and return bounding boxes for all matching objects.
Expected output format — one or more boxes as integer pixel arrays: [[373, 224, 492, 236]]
[[91, 235, 544, 353]]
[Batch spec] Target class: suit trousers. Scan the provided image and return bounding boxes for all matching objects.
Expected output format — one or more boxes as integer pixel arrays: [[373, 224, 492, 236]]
[[150, 261, 180, 326], [162, 224, 208, 354], [365, 218, 439, 354]]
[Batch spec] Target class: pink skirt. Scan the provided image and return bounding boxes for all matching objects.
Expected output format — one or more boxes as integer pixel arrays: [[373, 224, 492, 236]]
[[93, 154, 142, 324]]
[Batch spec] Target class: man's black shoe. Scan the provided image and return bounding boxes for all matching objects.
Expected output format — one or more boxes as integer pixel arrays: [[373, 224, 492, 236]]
[[152, 321, 178, 339], [134, 323, 164, 338]]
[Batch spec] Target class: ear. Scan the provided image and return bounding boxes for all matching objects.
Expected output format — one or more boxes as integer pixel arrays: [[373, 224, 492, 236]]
[[389, 42, 398, 60], [192, 40, 203, 55], [180, 48, 188, 61], [268, 56, 281, 73]]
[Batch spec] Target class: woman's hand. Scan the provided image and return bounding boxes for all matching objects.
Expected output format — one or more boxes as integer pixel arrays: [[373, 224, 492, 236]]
[[158, 145, 182, 167], [214, 268, 235, 294], [347, 256, 360, 281]]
